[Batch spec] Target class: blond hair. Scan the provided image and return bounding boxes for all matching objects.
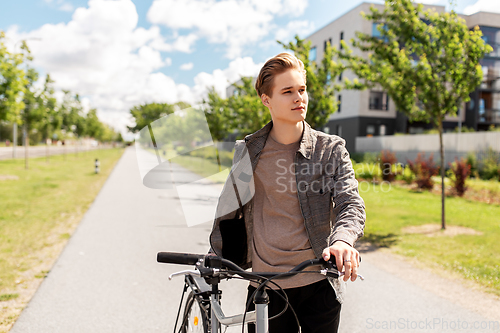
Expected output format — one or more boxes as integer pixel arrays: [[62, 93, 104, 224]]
[[255, 52, 306, 98]]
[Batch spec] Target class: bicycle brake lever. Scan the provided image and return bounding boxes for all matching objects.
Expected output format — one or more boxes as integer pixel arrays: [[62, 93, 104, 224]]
[[320, 269, 365, 281], [168, 270, 200, 280], [338, 272, 365, 281]]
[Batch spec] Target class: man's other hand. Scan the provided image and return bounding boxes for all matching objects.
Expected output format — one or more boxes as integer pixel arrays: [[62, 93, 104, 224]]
[[322, 241, 360, 282]]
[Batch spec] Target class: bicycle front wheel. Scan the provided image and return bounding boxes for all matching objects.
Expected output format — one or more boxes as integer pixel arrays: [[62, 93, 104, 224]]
[[181, 291, 209, 333]]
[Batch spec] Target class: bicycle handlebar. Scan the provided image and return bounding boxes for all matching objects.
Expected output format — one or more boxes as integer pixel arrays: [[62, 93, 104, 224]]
[[157, 252, 204, 265], [157, 252, 339, 280]]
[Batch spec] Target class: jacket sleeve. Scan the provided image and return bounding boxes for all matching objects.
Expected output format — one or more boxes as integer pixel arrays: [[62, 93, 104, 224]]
[[328, 141, 366, 247]]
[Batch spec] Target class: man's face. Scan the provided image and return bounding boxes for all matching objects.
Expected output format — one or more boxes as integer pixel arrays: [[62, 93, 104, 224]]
[[262, 69, 308, 125]]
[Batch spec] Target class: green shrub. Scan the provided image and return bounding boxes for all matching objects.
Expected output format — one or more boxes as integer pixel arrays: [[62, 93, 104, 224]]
[[379, 150, 398, 182], [478, 148, 500, 180], [363, 152, 379, 164], [448, 158, 471, 196], [397, 164, 415, 184], [466, 152, 478, 178], [354, 163, 380, 180], [407, 153, 439, 190], [350, 153, 365, 164], [453, 126, 475, 133]]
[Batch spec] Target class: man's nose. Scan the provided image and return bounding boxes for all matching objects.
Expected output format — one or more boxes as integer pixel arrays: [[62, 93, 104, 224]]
[[294, 92, 303, 103]]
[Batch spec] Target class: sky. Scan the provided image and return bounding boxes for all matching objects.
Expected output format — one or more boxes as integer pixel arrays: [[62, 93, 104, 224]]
[[1, 0, 499, 137]]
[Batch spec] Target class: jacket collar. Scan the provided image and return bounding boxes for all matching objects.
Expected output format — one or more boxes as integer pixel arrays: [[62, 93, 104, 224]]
[[244, 120, 313, 160]]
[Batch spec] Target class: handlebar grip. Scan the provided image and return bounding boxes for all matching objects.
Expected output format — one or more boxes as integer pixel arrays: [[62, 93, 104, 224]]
[[157, 252, 204, 265]]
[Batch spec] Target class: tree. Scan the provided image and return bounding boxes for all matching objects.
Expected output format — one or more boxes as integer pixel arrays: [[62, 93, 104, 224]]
[[336, 0, 492, 229], [228, 77, 270, 137], [20, 60, 40, 169], [279, 35, 346, 129], [85, 108, 105, 139], [0, 31, 27, 123], [35, 74, 62, 162], [128, 102, 188, 133], [60, 90, 86, 139], [203, 87, 233, 142], [202, 87, 236, 170]]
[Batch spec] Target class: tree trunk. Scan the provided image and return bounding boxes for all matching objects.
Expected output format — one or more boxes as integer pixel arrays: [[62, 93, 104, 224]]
[[438, 119, 445, 230], [46, 138, 50, 163], [216, 141, 222, 173], [24, 124, 29, 170]]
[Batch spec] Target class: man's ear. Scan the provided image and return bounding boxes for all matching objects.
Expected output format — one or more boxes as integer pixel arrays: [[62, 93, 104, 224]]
[[261, 94, 270, 107]]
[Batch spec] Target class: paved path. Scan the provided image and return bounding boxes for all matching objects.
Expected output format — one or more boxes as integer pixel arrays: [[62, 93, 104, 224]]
[[11, 147, 500, 332]]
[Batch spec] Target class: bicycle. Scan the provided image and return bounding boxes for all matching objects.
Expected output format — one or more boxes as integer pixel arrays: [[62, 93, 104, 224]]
[[157, 252, 364, 333]]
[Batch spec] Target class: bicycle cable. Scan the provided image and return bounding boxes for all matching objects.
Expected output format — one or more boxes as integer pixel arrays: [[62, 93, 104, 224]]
[[228, 269, 331, 333]]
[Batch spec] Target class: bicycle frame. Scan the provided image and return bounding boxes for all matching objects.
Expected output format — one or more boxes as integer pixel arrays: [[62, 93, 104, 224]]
[[160, 252, 359, 333], [177, 273, 260, 332]]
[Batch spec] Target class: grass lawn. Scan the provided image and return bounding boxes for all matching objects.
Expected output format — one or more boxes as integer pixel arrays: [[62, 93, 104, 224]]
[[170, 154, 231, 184], [360, 181, 500, 296], [0, 148, 124, 331]]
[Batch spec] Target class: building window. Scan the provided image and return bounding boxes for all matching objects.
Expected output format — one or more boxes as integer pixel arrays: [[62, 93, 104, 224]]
[[324, 38, 332, 51], [340, 31, 344, 49], [366, 125, 375, 136], [479, 26, 500, 57], [380, 124, 386, 136], [338, 72, 342, 82], [337, 125, 342, 137], [326, 72, 331, 85], [369, 91, 389, 110], [309, 47, 317, 61], [337, 95, 342, 113], [372, 22, 389, 42]]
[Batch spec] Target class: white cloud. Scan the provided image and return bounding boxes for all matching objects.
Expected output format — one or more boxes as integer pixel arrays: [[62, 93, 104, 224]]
[[59, 3, 74, 12], [44, 0, 76, 12], [149, 32, 198, 53], [6, 0, 193, 134], [180, 62, 194, 70], [5, 0, 300, 135], [274, 20, 315, 43], [147, 0, 309, 58], [192, 56, 263, 99], [464, 0, 500, 14]]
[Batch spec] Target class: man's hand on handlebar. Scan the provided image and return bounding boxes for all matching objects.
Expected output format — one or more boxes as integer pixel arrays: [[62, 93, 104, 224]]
[[322, 241, 360, 282]]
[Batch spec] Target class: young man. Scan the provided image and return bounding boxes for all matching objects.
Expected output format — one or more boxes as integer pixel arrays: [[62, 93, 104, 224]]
[[210, 53, 365, 333]]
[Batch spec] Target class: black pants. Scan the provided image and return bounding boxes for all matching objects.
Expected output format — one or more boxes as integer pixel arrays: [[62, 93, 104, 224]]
[[246, 279, 341, 333]]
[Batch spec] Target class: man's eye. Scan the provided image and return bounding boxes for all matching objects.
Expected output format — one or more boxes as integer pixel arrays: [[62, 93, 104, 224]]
[[284, 91, 291, 94]]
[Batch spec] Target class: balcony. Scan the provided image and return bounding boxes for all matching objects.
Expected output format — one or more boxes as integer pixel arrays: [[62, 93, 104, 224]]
[[369, 91, 389, 111], [485, 42, 500, 58], [478, 109, 500, 123], [480, 67, 500, 90]]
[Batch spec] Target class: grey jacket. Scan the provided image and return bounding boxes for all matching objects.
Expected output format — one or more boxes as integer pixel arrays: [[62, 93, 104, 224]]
[[209, 121, 365, 270]]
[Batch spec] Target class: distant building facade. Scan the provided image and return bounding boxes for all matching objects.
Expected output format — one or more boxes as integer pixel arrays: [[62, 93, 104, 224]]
[[305, 2, 500, 152]]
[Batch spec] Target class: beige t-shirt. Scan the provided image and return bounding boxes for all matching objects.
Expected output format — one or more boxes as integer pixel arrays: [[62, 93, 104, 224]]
[[251, 135, 325, 289]]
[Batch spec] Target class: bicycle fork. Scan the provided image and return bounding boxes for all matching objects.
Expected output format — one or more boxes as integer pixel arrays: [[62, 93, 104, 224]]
[[211, 284, 220, 333]]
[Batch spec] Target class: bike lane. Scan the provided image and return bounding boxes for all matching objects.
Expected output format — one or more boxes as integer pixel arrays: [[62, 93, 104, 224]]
[[11, 146, 500, 333], [10, 146, 247, 332]]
